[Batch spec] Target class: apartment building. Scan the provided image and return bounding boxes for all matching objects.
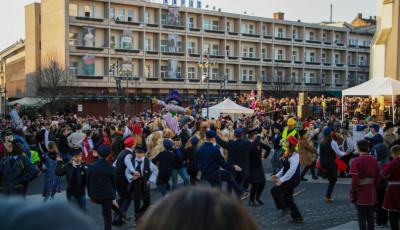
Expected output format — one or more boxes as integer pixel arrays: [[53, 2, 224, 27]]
[[24, 0, 374, 115]]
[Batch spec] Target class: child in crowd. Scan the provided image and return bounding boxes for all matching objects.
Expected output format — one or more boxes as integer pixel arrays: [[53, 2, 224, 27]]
[[151, 139, 174, 197], [80, 130, 94, 163], [42, 141, 62, 202], [56, 147, 90, 211], [382, 145, 400, 229], [127, 146, 158, 226], [349, 140, 381, 230]]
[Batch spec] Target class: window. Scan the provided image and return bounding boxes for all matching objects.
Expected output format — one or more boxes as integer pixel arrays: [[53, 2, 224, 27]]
[[203, 43, 210, 54], [248, 47, 254, 58], [335, 74, 340, 84], [363, 40, 371, 46], [335, 34, 340, 43], [358, 75, 365, 84], [277, 28, 283, 38], [323, 33, 327, 42], [322, 53, 326, 63], [242, 47, 248, 57], [203, 19, 210, 30], [335, 54, 340, 64], [212, 68, 219, 79], [277, 50, 283, 60], [226, 69, 230, 79], [212, 21, 219, 31], [348, 55, 352, 65], [161, 14, 167, 25], [188, 67, 195, 79], [69, 4, 78, 17], [226, 45, 230, 56], [161, 40, 168, 52], [188, 42, 195, 54], [84, 5, 94, 18], [110, 8, 115, 20], [110, 36, 115, 48], [226, 22, 230, 32], [261, 71, 266, 82], [242, 69, 247, 81], [212, 44, 219, 55], [127, 10, 133, 22], [309, 52, 315, 62], [321, 73, 326, 83], [262, 49, 266, 59], [349, 39, 357, 46], [277, 71, 283, 81], [292, 50, 297, 61], [119, 9, 125, 21], [309, 73, 315, 83], [262, 26, 266, 36], [161, 66, 168, 78], [242, 24, 247, 33], [359, 56, 365, 66], [177, 41, 182, 52], [187, 17, 194, 28], [248, 70, 254, 81], [292, 29, 297, 39], [145, 12, 150, 24], [309, 31, 315, 41], [145, 39, 151, 51], [248, 25, 254, 34], [70, 62, 78, 75], [69, 33, 77, 46]]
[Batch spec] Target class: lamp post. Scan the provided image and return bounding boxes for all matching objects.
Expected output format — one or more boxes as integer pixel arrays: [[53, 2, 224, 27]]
[[133, 75, 140, 115], [198, 48, 218, 118], [109, 60, 120, 114]]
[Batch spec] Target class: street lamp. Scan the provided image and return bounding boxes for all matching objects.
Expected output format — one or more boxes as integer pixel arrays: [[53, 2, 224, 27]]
[[109, 61, 121, 114], [218, 74, 228, 100], [198, 48, 218, 118]]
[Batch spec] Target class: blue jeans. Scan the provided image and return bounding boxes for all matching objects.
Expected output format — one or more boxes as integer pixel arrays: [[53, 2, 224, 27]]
[[271, 149, 284, 174], [157, 181, 170, 196], [203, 170, 244, 196], [171, 168, 190, 191], [67, 194, 86, 212]]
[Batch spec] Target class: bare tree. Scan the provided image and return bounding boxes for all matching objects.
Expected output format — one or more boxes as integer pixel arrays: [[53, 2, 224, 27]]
[[35, 52, 77, 117], [270, 68, 294, 98]]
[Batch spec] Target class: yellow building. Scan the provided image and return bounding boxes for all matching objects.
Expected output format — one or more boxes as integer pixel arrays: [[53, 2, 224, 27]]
[[371, 0, 400, 80], [22, 0, 375, 115]]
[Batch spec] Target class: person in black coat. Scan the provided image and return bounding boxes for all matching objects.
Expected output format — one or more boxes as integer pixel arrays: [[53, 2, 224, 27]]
[[185, 136, 199, 185], [57, 128, 71, 163], [171, 135, 190, 191], [87, 145, 130, 230], [216, 128, 260, 194], [178, 119, 191, 147], [55, 148, 90, 211], [248, 128, 271, 207], [152, 139, 175, 196]]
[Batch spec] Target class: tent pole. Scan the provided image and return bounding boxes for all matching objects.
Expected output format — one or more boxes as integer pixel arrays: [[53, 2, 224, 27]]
[[392, 93, 395, 123], [341, 95, 344, 122]]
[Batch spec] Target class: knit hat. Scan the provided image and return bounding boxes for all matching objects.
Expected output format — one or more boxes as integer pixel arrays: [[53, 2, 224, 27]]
[[322, 127, 332, 135], [163, 139, 173, 148], [190, 136, 199, 145], [287, 135, 298, 146], [205, 130, 217, 138], [165, 90, 183, 106], [287, 118, 295, 126], [371, 124, 380, 132], [124, 137, 135, 148], [97, 145, 111, 157]]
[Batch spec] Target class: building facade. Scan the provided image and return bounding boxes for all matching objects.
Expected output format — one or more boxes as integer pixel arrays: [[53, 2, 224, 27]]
[[24, 0, 374, 116]]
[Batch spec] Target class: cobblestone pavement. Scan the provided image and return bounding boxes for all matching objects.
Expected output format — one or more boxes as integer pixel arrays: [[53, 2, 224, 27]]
[[24, 154, 390, 230]]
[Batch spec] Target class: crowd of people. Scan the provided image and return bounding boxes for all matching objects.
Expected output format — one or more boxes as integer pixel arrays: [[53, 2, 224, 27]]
[[1, 93, 400, 230]]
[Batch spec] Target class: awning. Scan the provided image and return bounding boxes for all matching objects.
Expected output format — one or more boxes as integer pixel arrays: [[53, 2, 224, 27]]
[[8, 97, 43, 109], [324, 90, 342, 98]]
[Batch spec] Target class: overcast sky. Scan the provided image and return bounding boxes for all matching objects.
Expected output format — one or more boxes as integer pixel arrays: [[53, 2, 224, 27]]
[[0, 0, 377, 51]]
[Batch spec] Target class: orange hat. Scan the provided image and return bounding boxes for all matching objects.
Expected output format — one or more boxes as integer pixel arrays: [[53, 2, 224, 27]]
[[287, 135, 298, 146], [124, 137, 135, 148]]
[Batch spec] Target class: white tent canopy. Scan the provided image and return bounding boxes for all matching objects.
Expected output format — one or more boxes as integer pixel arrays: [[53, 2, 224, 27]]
[[202, 98, 254, 119], [341, 77, 400, 122], [342, 77, 400, 96]]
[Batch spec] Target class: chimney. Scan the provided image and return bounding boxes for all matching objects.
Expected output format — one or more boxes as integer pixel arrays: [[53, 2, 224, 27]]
[[357, 13, 362, 18], [274, 12, 284, 20]]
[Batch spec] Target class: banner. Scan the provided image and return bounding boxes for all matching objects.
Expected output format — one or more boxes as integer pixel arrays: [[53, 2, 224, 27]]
[[122, 57, 132, 74], [168, 33, 178, 52], [120, 36, 133, 50], [82, 55, 95, 76], [168, 7, 179, 26], [168, 59, 178, 78], [83, 27, 95, 47]]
